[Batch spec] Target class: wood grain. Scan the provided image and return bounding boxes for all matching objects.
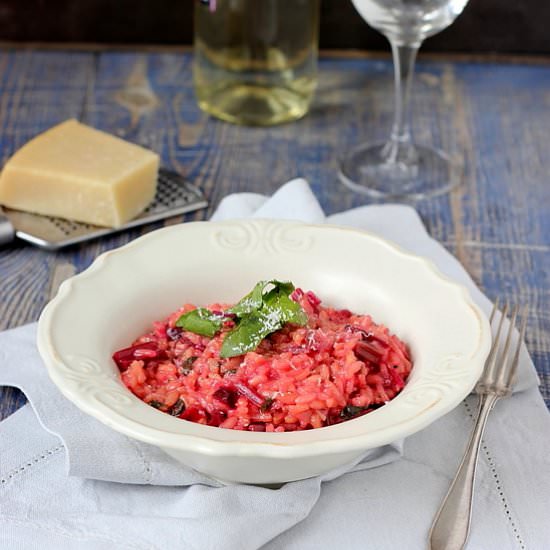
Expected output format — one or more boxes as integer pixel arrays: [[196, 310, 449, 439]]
[[0, 50, 549, 421]]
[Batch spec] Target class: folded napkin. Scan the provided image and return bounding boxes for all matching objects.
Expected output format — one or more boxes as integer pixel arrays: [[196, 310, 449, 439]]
[[1, 179, 549, 550]]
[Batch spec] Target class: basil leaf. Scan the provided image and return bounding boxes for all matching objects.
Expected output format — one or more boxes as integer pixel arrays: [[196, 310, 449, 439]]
[[229, 280, 295, 316], [264, 290, 308, 326], [175, 308, 223, 337], [178, 280, 308, 356], [274, 281, 295, 295], [221, 285, 306, 358], [228, 280, 267, 316], [220, 310, 279, 358]]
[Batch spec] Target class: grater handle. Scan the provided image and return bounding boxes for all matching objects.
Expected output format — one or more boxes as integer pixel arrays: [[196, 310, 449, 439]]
[[0, 209, 15, 246]]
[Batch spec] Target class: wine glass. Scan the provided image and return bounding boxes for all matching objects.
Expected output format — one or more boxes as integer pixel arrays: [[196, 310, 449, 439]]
[[339, 0, 469, 199]]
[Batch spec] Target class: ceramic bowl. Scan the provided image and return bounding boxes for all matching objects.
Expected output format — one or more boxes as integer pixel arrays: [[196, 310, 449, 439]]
[[37, 220, 491, 484]]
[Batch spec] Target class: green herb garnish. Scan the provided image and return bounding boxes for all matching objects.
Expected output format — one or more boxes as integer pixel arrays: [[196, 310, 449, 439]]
[[174, 280, 308, 358], [260, 397, 274, 413], [221, 281, 306, 358], [340, 403, 385, 419], [179, 356, 198, 374], [175, 308, 224, 337], [340, 405, 364, 419], [229, 280, 295, 317], [169, 398, 186, 416], [228, 281, 266, 316]]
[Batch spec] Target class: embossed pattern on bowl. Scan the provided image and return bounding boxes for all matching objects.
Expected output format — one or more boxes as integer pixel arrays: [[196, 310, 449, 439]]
[[37, 220, 491, 483]]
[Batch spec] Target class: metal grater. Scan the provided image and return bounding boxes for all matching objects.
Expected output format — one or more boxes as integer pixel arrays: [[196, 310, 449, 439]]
[[0, 169, 208, 251]]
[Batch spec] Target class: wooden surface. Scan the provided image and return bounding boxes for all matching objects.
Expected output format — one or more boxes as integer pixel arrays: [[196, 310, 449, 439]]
[[0, 49, 549, 420], [0, 0, 549, 54]]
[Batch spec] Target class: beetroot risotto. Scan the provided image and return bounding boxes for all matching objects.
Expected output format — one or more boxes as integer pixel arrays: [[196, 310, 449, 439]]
[[114, 281, 412, 432]]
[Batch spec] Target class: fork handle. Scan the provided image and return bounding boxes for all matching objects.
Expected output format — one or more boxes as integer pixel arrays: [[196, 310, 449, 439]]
[[0, 210, 15, 246], [429, 393, 499, 550]]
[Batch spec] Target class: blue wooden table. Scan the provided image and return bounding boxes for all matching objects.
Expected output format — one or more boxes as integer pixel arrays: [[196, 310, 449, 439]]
[[0, 49, 549, 419]]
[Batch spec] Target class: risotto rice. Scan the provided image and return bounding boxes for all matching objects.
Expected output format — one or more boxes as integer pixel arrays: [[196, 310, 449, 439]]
[[114, 288, 412, 432]]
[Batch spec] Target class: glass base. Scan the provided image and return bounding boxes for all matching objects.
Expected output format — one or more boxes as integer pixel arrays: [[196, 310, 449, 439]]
[[339, 141, 461, 200], [196, 84, 311, 126]]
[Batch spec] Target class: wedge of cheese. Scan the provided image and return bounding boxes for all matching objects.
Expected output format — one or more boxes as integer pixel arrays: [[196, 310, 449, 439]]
[[0, 119, 159, 227]]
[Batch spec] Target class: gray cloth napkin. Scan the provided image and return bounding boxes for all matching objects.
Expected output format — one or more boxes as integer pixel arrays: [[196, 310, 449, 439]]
[[1, 179, 549, 550], [0, 322, 400, 485]]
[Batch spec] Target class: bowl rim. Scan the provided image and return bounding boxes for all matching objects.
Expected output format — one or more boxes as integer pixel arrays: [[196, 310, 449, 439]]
[[37, 219, 492, 458]]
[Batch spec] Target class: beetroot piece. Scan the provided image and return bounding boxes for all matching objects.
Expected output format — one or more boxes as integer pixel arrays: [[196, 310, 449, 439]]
[[113, 342, 159, 371], [290, 288, 304, 301], [213, 387, 239, 408], [305, 291, 321, 310], [248, 423, 267, 432], [234, 381, 264, 408], [355, 341, 382, 364]]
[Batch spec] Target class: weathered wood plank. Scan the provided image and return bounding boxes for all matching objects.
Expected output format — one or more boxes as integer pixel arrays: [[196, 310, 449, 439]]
[[0, 50, 549, 421]]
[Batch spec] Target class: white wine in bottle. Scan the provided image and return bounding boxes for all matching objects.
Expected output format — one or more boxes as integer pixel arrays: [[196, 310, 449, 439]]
[[194, 0, 320, 126]]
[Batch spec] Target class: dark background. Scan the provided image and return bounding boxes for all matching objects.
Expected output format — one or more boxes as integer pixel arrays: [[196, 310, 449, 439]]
[[0, 0, 547, 54]]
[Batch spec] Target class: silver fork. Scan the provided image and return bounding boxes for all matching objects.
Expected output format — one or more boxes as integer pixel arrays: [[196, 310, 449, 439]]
[[429, 300, 528, 550]]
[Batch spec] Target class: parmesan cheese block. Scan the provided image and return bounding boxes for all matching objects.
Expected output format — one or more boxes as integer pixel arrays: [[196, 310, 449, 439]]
[[0, 119, 159, 227]]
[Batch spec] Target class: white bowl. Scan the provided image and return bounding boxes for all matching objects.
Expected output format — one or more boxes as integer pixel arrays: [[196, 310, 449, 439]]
[[37, 220, 491, 484]]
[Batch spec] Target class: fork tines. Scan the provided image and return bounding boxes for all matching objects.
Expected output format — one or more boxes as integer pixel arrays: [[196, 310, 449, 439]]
[[475, 299, 528, 396]]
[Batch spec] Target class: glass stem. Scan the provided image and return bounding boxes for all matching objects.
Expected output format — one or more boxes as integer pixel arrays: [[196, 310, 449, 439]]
[[388, 41, 419, 156]]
